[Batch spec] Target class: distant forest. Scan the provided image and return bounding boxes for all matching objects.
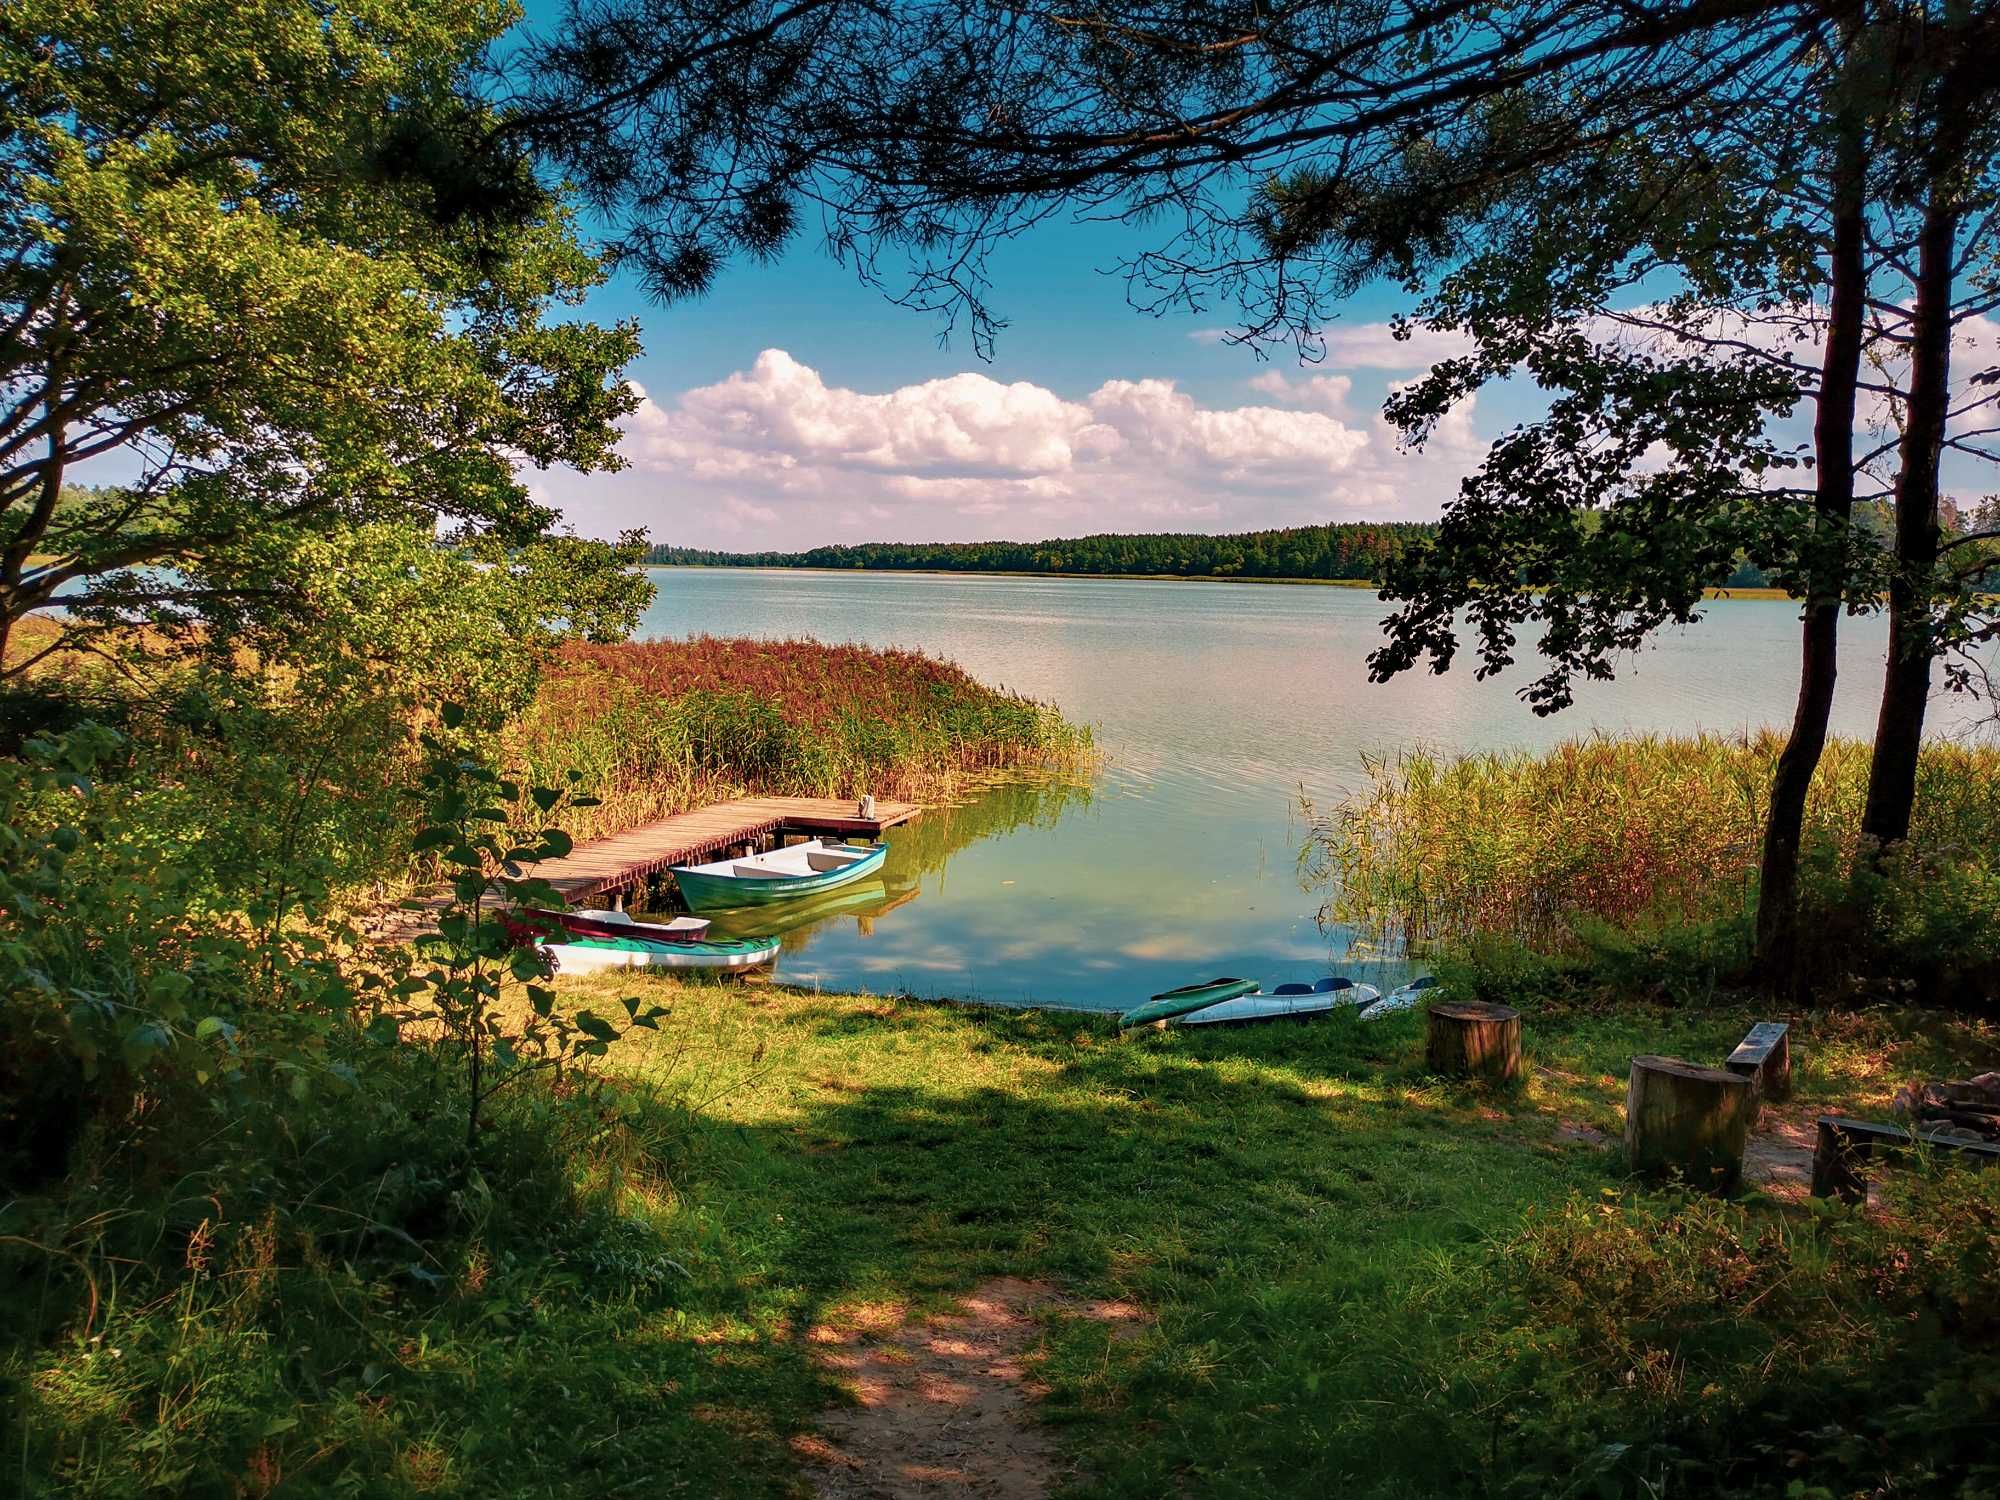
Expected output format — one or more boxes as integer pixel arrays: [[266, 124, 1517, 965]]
[[647, 502, 2000, 591], [647, 524, 1437, 582], [646, 522, 1793, 587]]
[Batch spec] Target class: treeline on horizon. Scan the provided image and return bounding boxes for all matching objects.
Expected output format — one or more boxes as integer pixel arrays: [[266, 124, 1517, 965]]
[[646, 522, 1787, 586], [650, 523, 1434, 581]]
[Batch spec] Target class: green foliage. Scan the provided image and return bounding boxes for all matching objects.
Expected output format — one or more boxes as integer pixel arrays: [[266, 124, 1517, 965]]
[[0, 0, 640, 661], [0, 723, 362, 1188], [0, 1041, 708, 1497], [1309, 733, 2000, 1002], [1460, 1177, 2000, 1497], [647, 522, 1432, 582], [378, 706, 664, 1150]]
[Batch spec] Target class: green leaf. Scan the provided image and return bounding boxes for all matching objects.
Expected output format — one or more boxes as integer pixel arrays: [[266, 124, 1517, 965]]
[[574, 1010, 616, 1043]]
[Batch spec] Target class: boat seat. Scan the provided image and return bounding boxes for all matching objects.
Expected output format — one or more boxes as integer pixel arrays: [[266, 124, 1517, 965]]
[[1271, 982, 1315, 996], [734, 862, 780, 878], [805, 850, 862, 872]]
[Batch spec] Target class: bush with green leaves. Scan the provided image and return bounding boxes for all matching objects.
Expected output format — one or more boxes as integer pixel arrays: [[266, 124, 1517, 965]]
[[1453, 1176, 2000, 1497], [0, 723, 364, 1188], [373, 703, 666, 1151]]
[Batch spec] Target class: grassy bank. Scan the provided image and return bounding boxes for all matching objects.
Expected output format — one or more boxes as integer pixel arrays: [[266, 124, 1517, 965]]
[[1311, 733, 2000, 999], [9, 979, 1996, 1497], [513, 636, 1091, 845]]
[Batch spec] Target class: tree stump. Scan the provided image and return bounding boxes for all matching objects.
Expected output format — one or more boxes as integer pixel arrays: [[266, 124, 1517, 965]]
[[1624, 1055, 1757, 1192], [1425, 1001, 1523, 1083]]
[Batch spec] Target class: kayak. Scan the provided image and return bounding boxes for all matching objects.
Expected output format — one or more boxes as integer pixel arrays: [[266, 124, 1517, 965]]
[[542, 934, 782, 973], [1357, 975, 1441, 1021], [1119, 977, 1261, 1030], [508, 906, 710, 944], [1174, 976, 1381, 1027], [671, 839, 889, 913]]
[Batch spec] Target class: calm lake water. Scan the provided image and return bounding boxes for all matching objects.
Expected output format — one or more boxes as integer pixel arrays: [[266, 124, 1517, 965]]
[[636, 567, 1993, 1011]]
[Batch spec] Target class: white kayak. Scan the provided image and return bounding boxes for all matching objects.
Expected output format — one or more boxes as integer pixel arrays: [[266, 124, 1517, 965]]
[[1356, 975, 1441, 1021], [1173, 976, 1381, 1027], [543, 933, 782, 973]]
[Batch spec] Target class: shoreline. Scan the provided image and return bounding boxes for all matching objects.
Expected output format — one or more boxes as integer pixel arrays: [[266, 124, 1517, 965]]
[[647, 564, 1799, 600]]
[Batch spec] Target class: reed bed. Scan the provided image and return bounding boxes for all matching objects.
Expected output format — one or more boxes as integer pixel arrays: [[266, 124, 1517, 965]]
[[1310, 732, 2000, 956], [511, 635, 1092, 844]]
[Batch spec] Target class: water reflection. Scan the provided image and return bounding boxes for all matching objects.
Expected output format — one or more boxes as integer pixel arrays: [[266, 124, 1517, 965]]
[[635, 567, 1995, 1011], [639, 776, 1099, 973]]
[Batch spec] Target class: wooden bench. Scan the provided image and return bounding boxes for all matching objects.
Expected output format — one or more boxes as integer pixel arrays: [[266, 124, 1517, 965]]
[[1810, 1115, 2000, 1203], [1725, 1021, 1791, 1102]]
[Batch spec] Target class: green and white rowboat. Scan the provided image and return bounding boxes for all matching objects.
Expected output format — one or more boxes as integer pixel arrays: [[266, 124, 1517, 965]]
[[1119, 977, 1262, 1030], [671, 838, 888, 913], [543, 934, 782, 973]]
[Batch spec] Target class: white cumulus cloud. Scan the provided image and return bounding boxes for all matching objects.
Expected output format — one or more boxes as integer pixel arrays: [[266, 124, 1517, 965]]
[[578, 349, 1486, 547]]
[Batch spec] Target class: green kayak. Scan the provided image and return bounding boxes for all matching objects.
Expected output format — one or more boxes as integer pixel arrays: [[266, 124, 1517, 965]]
[[1119, 977, 1262, 1030]]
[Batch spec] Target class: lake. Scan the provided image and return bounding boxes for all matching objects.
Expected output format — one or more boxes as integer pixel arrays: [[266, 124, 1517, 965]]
[[636, 567, 1994, 1011]]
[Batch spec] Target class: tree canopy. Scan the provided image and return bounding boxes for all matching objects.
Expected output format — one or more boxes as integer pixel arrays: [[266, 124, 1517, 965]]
[[0, 0, 642, 667]]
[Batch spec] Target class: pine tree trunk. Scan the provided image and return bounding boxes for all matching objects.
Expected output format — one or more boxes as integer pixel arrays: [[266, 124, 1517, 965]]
[[1860, 189, 1959, 851], [1754, 115, 1867, 985]]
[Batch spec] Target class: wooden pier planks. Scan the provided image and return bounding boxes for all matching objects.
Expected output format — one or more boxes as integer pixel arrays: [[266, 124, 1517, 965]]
[[537, 796, 920, 903], [374, 795, 919, 939]]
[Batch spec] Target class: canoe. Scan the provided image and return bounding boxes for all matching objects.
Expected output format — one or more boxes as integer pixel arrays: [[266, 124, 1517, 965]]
[[542, 934, 782, 973], [1118, 977, 1261, 1030], [509, 906, 711, 944], [671, 838, 889, 913], [1357, 975, 1441, 1021], [1174, 975, 1382, 1027]]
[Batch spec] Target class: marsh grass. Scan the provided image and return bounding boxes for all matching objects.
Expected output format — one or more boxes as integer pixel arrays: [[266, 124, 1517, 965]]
[[513, 636, 1092, 844], [1311, 733, 2000, 970], [13, 979, 1989, 1497]]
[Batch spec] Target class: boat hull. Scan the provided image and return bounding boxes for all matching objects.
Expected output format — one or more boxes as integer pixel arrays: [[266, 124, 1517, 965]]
[[1119, 977, 1261, 1029], [544, 935, 782, 972], [1357, 977, 1440, 1021], [671, 841, 888, 912], [1175, 983, 1381, 1027], [509, 907, 711, 944]]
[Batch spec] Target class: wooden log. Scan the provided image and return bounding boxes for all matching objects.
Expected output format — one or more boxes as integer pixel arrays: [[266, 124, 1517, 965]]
[[1624, 1055, 1758, 1191], [1724, 1021, 1792, 1103], [1425, 1001, 1523, 1083]]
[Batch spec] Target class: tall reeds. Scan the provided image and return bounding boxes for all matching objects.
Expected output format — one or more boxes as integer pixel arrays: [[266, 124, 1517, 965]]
[[512, 636, 1091, 844], [1309, 732, 2000, 957]]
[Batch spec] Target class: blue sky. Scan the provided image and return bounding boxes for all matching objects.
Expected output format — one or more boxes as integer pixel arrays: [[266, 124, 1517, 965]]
[[546, 206, 1514, 550]]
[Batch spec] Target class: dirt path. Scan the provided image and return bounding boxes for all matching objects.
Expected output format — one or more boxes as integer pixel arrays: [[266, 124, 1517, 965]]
[[792, 1278, 1146, 1499]]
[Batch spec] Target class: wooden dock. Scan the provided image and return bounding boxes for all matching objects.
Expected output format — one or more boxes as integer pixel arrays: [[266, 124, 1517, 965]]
[[529, 796, 920, 905], [374, 795, 920, 939]]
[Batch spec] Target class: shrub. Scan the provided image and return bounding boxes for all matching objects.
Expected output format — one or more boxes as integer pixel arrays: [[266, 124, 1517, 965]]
[[1452, 1175, 2000, 1497]]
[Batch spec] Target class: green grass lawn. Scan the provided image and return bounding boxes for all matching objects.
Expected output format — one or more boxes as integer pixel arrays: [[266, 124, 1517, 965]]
[[12, 980, 1993, 1497], [497, 979, 1983, 1497]]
